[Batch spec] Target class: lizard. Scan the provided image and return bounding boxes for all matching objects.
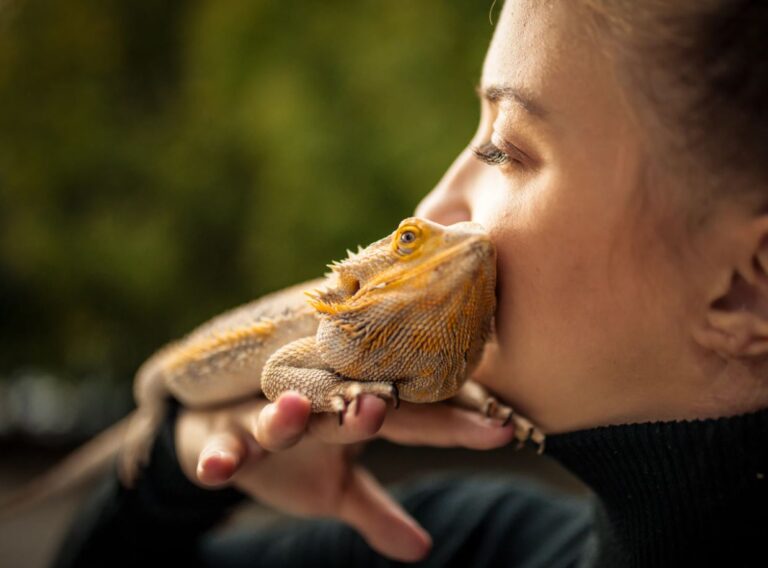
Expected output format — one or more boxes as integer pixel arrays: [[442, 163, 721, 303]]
[[1, 216, 545, 515]]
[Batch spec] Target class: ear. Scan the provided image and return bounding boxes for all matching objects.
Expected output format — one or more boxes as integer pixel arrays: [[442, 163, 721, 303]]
[[693, 216, 768, 359]]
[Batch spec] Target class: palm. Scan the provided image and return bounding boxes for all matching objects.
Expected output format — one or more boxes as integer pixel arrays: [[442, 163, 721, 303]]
[[233, 436, 360, 518]]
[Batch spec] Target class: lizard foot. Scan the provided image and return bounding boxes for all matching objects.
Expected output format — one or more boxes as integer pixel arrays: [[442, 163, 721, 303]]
[[509, 413, 546, 454], [483, 396, 513, 424], [451, 381, 546, 453], [328, 381, 399, 425]]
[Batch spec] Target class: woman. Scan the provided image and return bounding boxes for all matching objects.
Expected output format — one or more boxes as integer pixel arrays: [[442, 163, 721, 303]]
[[55, 1, 768, 566]]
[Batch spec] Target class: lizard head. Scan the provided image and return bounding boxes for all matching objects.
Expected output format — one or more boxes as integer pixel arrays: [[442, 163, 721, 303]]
[[307, 217, 497, 400]]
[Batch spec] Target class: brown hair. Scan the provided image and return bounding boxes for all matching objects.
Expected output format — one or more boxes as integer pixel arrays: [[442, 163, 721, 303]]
[[578, 0, 768, 201]]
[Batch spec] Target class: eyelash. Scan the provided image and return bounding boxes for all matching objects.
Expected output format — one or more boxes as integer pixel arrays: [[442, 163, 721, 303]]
[[471, 141, 520, 168]]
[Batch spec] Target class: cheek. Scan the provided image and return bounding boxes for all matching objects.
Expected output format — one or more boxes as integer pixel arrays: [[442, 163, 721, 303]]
[[477, 180, 680, 379], [492, 217, 611, 342]]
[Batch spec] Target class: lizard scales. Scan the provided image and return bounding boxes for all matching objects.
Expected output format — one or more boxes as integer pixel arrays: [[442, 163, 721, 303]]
[[0, 217, 543, 513], [119, 217, 500, 483]]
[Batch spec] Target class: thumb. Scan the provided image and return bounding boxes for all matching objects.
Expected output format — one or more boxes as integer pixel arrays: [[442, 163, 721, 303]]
[[336, 466, 432, 562]]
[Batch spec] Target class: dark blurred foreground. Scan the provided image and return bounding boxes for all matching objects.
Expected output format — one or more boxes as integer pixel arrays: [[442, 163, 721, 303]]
[[0, 438, 586, 568]]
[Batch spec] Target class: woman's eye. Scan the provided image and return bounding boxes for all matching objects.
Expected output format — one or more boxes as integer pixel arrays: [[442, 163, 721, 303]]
[[471, 141, 520, 168]]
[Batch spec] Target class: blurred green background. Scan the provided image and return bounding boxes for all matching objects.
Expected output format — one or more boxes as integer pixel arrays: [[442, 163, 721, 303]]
[[0, 0, 492, 392], [0, 8, 590, 566]]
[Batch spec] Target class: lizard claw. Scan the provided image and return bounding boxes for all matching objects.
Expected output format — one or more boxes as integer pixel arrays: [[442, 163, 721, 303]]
[[515, 426, 533, 450], [323, 381, 399, 418], [330, 395, 347, 426], [530, 427, 546, 454], [511, 421, 547, 454], [482, 395, 516, 426], [507, 411, 538, 450]]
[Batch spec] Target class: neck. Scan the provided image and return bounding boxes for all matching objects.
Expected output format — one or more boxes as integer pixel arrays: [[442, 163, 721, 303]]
[[545, 407, 768, 567]]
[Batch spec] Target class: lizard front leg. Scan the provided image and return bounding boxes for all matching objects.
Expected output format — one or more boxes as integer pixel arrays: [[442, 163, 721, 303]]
[[262, 336, 399, 424], [451, 379, 546, 453]]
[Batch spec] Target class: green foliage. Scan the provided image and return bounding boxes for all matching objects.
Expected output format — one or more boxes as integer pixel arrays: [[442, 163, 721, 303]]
[[0, 0, 492, 383]]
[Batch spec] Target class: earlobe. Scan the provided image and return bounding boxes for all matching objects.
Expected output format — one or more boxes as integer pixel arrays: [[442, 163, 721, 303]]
[[696, 309, 768, 358], [695, 224, 768, 359]]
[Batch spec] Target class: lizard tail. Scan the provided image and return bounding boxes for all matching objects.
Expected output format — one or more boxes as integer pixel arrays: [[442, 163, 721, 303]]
[[0, 412, 134, 522]]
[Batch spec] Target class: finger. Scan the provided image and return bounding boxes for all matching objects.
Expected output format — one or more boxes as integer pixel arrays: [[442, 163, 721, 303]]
[[197, 431, 250, 487], [254, 391, 312, 451], [308, 394, 387, 444], [337, 466, 432, 562], [379, 402, 517, 449]]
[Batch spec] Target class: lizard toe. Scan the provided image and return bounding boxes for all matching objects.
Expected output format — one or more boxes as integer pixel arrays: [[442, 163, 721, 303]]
[[530, 427, 546, 454], [483, 397, 497, 418], [483, 395, 515, 425], [330, 395, 347, 425]]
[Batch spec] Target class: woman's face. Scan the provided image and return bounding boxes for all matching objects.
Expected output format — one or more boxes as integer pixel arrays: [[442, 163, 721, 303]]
[[416, 0, 727, 432]]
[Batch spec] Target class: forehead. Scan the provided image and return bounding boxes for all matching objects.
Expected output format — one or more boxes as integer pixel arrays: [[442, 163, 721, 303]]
[[482, 0, 610, 121]]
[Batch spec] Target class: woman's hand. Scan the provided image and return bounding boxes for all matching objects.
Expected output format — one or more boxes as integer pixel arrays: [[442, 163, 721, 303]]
[[175, 391, 516, 562]]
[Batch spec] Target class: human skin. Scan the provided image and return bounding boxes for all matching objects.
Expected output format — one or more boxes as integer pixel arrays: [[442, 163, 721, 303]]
[[173, 0, 768, 562], [415, 0, 768, 432]]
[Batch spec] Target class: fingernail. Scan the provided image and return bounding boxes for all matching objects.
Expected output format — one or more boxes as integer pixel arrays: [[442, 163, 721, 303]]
[[262, 402, 277, 419], [200, 450, 230, 472], [197, 449, 239, 483], [201, 449, 230, 462], [255, 403, 276, 431], [400, 523, 433, 562], [277, 392, 311, 413]]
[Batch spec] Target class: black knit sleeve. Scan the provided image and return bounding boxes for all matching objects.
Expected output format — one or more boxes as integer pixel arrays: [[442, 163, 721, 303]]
[[52, 400, 247, 568]]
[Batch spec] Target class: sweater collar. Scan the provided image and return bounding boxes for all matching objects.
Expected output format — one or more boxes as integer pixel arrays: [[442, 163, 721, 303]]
[[544, 408, 768, 567]]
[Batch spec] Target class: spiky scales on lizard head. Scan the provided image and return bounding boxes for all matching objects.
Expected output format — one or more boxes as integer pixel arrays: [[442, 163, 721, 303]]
[[301, 217, 497, 403]]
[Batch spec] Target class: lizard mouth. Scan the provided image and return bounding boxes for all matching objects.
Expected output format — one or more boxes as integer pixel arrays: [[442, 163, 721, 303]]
[[310, 236, 494, 316]]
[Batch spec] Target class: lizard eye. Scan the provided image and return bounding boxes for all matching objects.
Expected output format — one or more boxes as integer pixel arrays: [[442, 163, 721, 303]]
[[392, 224, 423, 256]]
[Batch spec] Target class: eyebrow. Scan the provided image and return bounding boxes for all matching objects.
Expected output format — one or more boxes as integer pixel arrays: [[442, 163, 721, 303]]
[[476, 83, 547, 119]]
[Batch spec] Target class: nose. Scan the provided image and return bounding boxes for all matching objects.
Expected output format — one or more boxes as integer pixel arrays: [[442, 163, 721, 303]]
[[414, 147, 478, 225]]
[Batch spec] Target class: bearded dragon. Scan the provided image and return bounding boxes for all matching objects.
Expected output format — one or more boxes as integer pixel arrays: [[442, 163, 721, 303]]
[[2, 217, 545, 514]]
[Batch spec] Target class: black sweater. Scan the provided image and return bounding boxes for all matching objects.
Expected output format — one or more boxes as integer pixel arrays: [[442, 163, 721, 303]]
[[53, 403, 768, 568], [547, 408, 768, 567]]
